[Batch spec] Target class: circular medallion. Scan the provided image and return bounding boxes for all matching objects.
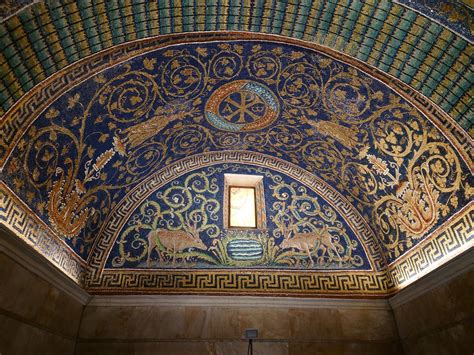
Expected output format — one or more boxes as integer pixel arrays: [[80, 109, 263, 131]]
[[205, 80, 279, 131]]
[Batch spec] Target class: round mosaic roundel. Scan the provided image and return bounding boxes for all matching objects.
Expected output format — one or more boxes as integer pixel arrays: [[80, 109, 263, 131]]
[[205, 80, 280, 131]]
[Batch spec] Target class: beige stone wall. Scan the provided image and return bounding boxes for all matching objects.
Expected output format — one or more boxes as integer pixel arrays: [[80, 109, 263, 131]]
[[0, 252, 83, 355], [75, 304, 401, 354], [392, 269, 474, 355]]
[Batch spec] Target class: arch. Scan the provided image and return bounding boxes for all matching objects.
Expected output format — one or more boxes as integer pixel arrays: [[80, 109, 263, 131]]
[[0, 26, 471, 297]]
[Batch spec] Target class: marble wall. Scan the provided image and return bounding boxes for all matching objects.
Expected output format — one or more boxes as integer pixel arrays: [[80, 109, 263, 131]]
[[0, 252, 83, 355], [75, 303, 401, 355], [392, 268, 474, 355]]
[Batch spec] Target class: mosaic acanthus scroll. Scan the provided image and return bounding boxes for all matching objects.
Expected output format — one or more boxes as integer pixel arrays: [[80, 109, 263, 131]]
[[373, 141, 462, 258], [111, 170, 220, 268], [107, 165, 369, 270], [3, 40, 471, 266]]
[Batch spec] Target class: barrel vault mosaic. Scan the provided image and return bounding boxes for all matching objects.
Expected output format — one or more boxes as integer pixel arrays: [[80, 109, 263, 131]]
[[1, 37, 472, 296], [0, 1, 472, 133]]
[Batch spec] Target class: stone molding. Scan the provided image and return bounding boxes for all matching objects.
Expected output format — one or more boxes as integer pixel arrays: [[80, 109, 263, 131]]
[[0, 225, 90, 305], [389, 247, 474, 309], [87, 294, 391, 310]]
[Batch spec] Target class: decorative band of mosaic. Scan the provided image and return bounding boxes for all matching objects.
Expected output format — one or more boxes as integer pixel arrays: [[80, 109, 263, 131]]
[[86, 269, 393, 297], [388, 202, 473, 289], [0, 182, 86, 284]]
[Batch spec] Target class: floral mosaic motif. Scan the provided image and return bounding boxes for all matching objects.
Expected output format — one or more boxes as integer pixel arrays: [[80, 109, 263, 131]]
[[107, 165, 368, 270], [111, 170, 220, 268], [373, 142, 462, 257], [4, 41, 471, 263]]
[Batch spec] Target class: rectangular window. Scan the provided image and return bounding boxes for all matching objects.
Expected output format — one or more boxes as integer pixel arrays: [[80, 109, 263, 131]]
[[224, 174, 266, 230], [229, 186, 256, 228]]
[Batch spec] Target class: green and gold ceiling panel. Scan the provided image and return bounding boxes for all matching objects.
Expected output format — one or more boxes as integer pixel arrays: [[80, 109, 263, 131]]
[[0, 0, 472, 133], [2, 1, 472, 39]]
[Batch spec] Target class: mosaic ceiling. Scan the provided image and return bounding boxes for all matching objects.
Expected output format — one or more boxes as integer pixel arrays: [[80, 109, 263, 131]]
[[398, 0, 473, 40], [0, 1, 472, 134], [0, 2, 472, 297]]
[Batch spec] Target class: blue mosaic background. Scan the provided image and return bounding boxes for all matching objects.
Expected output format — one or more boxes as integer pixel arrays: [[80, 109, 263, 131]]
[[3, 40, 471, 265], [106, 164, 371, 270]]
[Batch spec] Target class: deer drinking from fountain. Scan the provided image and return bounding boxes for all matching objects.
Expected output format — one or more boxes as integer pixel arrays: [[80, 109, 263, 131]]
[[146, 215, 207, 266]]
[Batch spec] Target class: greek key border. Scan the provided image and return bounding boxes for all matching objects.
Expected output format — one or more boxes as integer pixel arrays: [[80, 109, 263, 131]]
[[87, 269, 392, 296], [389, 202, 473, 289], [0, 182, 86, 284], [88, 151, 384, 280]]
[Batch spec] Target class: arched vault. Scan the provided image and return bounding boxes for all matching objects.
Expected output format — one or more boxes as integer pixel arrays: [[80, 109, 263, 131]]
[[0, 2, 472, 297]]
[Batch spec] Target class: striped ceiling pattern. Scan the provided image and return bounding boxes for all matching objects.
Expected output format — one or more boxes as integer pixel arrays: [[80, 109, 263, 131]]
[[396, 0, 473, 41], [0, 0, 472, 133]]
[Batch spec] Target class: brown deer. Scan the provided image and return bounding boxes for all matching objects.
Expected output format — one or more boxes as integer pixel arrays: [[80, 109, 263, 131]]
[[280, 224, 344, 266], [146, 218, 206, 266], [314, 224, 344, 264]]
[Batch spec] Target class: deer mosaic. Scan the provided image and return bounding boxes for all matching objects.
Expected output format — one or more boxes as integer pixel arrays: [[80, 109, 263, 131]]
[[146, 214, 207, 266], [280, 223, 344, 266]]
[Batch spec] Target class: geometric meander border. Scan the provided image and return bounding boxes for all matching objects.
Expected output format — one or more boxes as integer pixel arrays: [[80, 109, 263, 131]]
[[0, 179, 471, 296], [389, 202, 473, 289], [88, 269, 393, 297], [0, 182, 86, 284], [89, 151, 384, 274]]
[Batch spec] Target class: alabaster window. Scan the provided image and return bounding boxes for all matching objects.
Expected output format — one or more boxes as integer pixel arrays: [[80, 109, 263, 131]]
[[224, 174, 266, 230], [229, 186, 257, 228]]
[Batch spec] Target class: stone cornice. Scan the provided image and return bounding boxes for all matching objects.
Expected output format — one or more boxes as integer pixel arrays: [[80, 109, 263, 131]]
[[0, 225, 91, 305], [389, 247, 474, 309], [87, 294, 391, 310]]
